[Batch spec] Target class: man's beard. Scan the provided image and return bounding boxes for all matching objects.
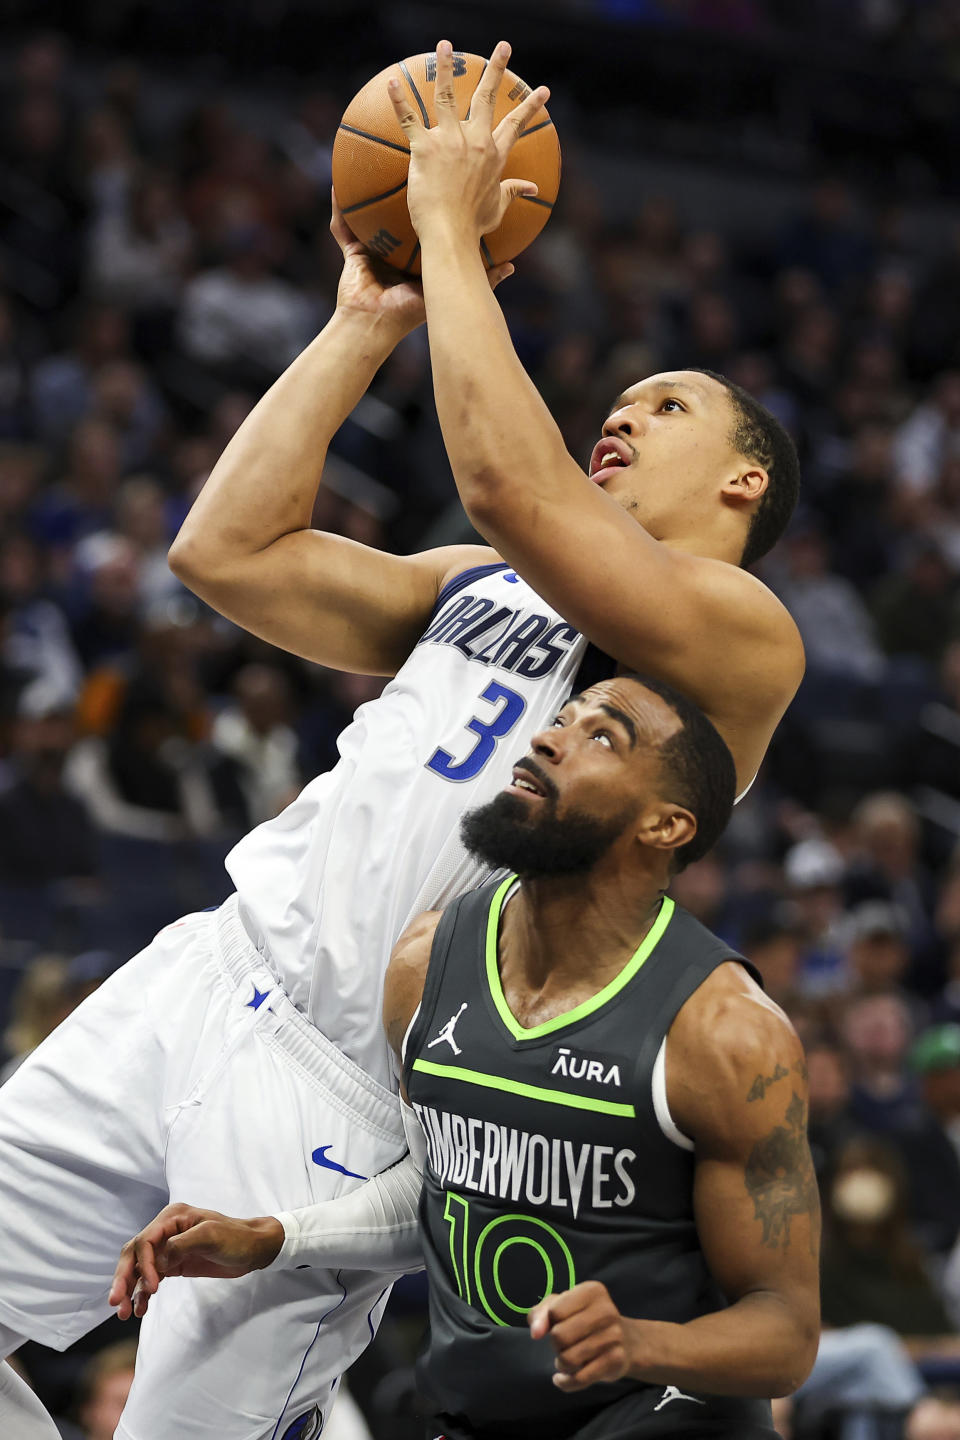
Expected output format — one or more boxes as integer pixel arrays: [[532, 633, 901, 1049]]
[[460, 787, 630, 879]]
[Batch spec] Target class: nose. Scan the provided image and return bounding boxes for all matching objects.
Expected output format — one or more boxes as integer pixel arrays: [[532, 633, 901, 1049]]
[[529, 724, 563, 762], [603, 406, 644, 441]]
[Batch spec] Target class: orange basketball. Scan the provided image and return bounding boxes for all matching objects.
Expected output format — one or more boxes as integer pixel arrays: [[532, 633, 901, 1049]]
[[332, 51, 560, 274]]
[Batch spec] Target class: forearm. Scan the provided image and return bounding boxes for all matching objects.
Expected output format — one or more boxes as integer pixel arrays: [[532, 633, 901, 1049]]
[[171, 310, 402, 576], [420, 225, 571, 525], [628, 1291, 819, 1398], [271, 1153, 424, 1276]]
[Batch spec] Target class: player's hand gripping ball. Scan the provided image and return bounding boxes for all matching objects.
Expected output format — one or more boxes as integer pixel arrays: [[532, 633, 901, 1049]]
[[332, 48, 560, 274]]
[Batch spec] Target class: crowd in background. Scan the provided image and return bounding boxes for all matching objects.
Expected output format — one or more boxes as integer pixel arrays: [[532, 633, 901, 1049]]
[[4, 12, 960, 1439]]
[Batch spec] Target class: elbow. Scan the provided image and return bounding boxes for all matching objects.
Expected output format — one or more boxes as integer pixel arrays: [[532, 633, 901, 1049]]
[[167, 530, 199, 584], [771, 1324, 820, 1397], [167, 528, 221, 591]]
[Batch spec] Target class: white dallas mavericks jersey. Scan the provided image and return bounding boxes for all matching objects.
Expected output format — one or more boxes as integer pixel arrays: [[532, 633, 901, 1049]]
[[226, 562, 596, 1089]]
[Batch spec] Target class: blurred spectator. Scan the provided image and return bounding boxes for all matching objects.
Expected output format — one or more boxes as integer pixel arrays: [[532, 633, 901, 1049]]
[[70, 534, 141, 667], [111, 474, 181, 610], [67, 605, 244, 841], [806, 1036, 859, 1181], [784, 837, 849, 995], [0, 531, 82, 708], [817, 423, 898, 590], [88, 359, 166, 473], [780, 179, 874, 294], [911, 1025, 960, 1166], [177, 223, 314, 382], [0, 694, 97, 890], [210, 663, 301, 826], [740, 912, 804, 1008], [72, 1339, 137, 1440], [86, 169, 192, 321], [819, 1136, 958, 1343], [1, 949, 110, 1082], [774, 1325, 960, 1440], [776, 523, 885, 681], [895, 372, 960, 500], [872, 539, 960, 666], [848, 792, 939, 984], [842, 902, 914, 1000], [30, 416, 123, 551], [0, 294, 34, 440], [29, 305, 130, 446], [842, 994, 960, 1253]]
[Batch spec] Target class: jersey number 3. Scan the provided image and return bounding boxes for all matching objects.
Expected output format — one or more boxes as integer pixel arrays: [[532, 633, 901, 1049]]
[[426, 681, 527, 783]]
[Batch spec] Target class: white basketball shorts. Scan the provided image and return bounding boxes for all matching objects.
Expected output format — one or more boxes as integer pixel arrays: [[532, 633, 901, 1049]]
[[0, 896, 407, 1439]]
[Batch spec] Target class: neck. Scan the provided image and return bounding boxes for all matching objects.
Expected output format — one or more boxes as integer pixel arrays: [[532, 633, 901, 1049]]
[[660, 518, 745, 568], [501, 864, 668, 1000]]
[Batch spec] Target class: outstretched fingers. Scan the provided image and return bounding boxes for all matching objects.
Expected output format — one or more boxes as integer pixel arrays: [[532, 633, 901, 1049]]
[[432, 40, 459, 127], [470, 40, 512, 120], [492, 84, 551, 162], [387, 74, 423, 138]]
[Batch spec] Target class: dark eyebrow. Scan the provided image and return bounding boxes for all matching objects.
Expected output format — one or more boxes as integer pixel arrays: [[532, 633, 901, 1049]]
[[598, 702, 638, 748], [606, 378, 705, 419], [563, 693, 638, 749]]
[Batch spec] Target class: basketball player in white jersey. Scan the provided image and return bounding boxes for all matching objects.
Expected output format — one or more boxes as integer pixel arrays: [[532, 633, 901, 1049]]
[[0, 44, 803, 1440]]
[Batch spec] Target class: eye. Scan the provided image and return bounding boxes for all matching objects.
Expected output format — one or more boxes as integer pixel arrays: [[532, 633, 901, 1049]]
[[591, 730, 614, 748], [660, 398, 686, 413], [551, 713, 567, 728]]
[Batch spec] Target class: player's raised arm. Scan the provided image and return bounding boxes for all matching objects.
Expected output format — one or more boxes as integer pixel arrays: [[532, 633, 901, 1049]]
[[169, 198, 499, 676], [389, 41, 804, 778]]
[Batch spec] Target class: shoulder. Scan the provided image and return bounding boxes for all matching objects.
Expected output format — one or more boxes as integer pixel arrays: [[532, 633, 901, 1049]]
[[431, 544, 502, 594], [687, 555, 803, 659], [667, 961, 807, 1151], [383, 910, 444, 1062]]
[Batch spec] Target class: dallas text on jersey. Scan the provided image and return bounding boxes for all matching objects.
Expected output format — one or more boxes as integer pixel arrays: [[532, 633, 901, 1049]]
[[418, 588, 580, 678]]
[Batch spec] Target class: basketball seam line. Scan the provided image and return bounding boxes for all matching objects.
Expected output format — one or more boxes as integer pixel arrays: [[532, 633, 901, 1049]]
[[338, 123, 409, 156], [341, 180, 408, 215], [479, 237, 494, 268], [518, 119, 554, 138], [405, 239, 421, 272], [400, 63, 430, 127], [464, 59, 488, 123], [520, 195, 554, 208]]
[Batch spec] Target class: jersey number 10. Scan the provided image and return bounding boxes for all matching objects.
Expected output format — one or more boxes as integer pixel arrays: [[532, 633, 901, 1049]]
[[444, 1191, 577, 1327], [426, 681, 527, 783]]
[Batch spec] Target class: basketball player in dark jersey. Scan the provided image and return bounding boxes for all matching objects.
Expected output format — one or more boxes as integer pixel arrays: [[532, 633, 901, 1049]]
[[114, 674, 819, 1438], [389, 674, 820, 1438]]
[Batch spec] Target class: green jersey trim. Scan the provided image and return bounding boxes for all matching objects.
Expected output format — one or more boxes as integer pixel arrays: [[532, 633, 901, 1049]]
[[411, 1058, 637, 1117], [483, 875, 675, 1041]]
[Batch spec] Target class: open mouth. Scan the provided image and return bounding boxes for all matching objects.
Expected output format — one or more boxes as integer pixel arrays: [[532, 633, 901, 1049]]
[[588, 436, 634, 483], [508, 762, 552, 801]]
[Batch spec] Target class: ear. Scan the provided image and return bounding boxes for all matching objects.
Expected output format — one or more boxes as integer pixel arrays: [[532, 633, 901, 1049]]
[[722, 465, 768, 507], [636, 804, 697, 856]]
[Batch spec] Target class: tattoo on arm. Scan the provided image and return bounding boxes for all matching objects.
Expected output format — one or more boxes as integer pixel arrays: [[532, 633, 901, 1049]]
[[746, 1062, 789, 1102], [744, 1091, 819, 1253]]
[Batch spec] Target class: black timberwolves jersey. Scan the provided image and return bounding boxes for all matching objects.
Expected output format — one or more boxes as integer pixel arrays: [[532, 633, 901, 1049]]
[[404, 875, 777, 1440]]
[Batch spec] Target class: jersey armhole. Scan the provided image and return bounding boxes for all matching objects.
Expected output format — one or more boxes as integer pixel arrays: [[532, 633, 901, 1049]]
[[652, 1037, 695, 1152], [401, 1004, 421, 1067]]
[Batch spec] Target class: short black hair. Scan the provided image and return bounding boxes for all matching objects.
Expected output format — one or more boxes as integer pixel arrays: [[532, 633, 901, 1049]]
[[689, 368, 801, 568], [620, 672, 737, 871]]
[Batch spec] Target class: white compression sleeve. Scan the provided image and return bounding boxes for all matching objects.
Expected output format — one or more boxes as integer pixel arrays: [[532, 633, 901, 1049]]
[[271, 1100, 425, 1273]]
